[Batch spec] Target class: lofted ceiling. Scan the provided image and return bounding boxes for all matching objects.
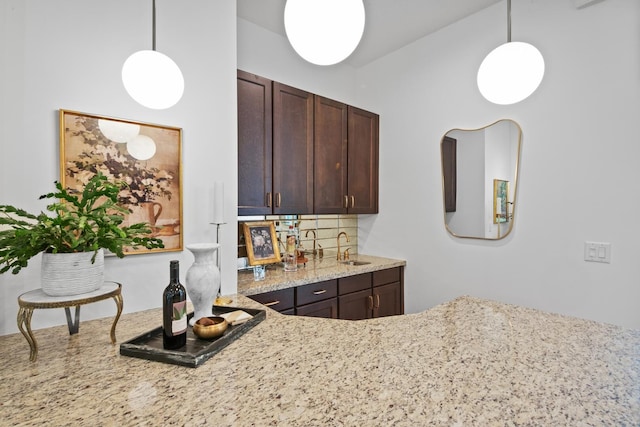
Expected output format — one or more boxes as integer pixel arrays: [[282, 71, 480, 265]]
[[237, 0, 502, 68]]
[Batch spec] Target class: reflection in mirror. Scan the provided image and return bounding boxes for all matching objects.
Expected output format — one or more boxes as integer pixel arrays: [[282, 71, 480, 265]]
[[440, 119, 522, 240]]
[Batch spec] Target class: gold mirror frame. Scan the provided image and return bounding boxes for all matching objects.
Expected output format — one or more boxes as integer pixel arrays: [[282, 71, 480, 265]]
[[440, 119, 522, 240]]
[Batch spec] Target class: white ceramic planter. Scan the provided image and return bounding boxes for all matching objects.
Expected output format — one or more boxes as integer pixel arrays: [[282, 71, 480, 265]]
[[41, 249, 105, 296]]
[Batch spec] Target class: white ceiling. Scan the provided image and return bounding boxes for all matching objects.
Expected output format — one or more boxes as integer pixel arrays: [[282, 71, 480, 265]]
[[237, 0, 502, 68]]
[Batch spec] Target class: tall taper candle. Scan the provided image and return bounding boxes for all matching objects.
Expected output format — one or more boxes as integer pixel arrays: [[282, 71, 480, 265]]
[[213, 181, 224, 224]]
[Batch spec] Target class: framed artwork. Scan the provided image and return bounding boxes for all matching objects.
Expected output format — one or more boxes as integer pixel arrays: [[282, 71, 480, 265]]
[[243, 221, 281, 266], [493, 179, 509, 224], [59, 109, 183, 254]]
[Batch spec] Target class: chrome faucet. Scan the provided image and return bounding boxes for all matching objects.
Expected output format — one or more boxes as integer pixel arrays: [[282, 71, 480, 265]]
[[305, 229, 317, 258], [336, 231, 350, 261]]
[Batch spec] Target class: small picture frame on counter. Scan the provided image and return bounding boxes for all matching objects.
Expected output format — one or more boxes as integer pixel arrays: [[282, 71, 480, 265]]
[[243, 221, 281, 266]]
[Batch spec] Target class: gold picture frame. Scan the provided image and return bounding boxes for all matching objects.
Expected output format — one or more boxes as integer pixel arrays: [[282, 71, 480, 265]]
[[59, 109, 183, 254], [243, 221, 281, 266]]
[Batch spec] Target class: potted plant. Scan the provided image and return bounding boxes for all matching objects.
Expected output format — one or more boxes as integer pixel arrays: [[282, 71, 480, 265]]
[[0, 173, 164, 296]]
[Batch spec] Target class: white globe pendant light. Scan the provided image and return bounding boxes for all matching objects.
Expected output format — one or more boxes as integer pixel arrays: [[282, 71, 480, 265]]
[[284, 0, 365, 66], [122, 0, 184, 109], [477, 0, 544, 105]]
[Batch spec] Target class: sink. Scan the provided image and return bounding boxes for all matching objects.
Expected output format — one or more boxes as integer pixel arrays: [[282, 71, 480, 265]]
[[340, 260, 371, 266]]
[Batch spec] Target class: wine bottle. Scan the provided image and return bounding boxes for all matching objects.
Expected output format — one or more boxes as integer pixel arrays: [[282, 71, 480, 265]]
[[163, 260, 187, 349]]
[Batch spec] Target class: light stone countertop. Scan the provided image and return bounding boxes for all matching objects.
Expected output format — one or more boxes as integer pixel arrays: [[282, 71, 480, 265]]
[[1, 295, 639, 426], [237, 254, 406, 296]]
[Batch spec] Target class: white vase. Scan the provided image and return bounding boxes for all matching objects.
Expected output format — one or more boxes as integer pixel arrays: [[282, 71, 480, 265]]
[[41, 249, 105, 296], [185, 243, 221, 326]]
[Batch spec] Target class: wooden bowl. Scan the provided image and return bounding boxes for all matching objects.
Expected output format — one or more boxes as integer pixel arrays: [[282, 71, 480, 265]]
[[192, 316, 228, 339]]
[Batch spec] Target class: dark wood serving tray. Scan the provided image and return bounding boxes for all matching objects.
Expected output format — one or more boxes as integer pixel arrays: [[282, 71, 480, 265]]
[[120, 305, 266, 368]]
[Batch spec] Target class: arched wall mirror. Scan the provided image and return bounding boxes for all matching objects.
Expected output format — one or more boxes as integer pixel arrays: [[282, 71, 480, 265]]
[[440, 119, 522, 240]]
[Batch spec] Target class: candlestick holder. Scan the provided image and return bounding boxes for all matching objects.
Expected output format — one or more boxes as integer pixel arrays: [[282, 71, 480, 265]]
[[210, 222, 230, 304]]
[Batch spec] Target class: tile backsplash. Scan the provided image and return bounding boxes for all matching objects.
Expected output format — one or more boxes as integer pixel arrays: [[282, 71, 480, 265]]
[[238, 214, 358, 265]]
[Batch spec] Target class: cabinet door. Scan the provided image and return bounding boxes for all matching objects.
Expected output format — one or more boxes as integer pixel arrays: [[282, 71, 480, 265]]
[[237, 70, 273, 216], [339, 289, 373, 320], [296, 298, 338, 319], [273, 82, 314, 214], [347, 106, 379, 214], [314, 96, 348, 214], [373, 282, 403, 318]]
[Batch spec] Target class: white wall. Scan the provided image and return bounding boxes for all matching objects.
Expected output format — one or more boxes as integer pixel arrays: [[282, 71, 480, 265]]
[[357, 0, 640, 329], [237, 18, 358, 106], [2, 0, 639, 335], [0, 0, 238, 335]]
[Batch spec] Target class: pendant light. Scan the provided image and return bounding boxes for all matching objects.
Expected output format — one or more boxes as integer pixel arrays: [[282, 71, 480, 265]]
[[477, 0, 544, 105], [284, 0, 365, 66], [122, 0, 184, 109]]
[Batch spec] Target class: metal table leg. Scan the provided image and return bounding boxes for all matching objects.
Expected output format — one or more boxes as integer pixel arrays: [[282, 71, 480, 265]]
[[17, 307, 37, 362], [64, 305, 81, 335], [110, 293, 123, 344]]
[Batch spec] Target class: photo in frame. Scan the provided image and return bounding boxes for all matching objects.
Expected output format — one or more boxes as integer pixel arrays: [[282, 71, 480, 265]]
[[493, 179, 509, 224], [243, 221, 281, 266], [59, 109, 183, 254]]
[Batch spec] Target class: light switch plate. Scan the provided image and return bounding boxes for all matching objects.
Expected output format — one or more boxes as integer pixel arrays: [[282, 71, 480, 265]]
[[584, 241, 611, 263]]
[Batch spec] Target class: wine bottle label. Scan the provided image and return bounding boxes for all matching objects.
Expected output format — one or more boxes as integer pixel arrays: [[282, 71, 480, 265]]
[[171, 300, 187, 335]]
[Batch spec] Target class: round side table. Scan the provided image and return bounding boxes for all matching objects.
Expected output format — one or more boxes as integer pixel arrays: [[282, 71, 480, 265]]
[[17, 281, 123, 362]]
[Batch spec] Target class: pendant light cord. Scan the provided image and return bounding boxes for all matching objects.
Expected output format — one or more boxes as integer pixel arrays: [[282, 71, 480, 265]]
[[152, 0, 157, 51], [507, 0, 512, 43]]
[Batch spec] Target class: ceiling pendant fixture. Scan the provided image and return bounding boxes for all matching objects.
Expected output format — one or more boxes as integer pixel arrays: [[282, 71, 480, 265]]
[[122, 0, 184, 109], [284, 0, 365, 66], [477, 0, 544, 105]]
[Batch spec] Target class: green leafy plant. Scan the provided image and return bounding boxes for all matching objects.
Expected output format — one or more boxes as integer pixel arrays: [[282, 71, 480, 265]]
[[0, 173, 164, 275]]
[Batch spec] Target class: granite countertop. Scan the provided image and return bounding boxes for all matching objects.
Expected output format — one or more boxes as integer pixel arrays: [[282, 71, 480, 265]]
[[1, 295, 638, 426], [238, 254, 406, 296]]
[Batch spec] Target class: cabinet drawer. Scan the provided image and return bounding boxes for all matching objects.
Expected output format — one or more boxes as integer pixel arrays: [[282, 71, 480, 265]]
[[338, 273, 372, 295], [373, 267, 400, 287], [248, 288, 294, 312], [296, 279, 337, 306]]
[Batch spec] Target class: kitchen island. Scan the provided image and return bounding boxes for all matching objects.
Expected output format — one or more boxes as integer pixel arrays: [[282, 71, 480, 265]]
[[1, 295, 638, 426]]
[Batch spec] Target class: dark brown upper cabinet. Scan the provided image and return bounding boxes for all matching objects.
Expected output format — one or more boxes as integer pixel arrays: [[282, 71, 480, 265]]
[[238, 70, 378, 216], [272, 82, 314, 215], [314, 98, 379, 214], [237, 71, 313, 215], [313, 96, 348, 214], [237, 70, 273, 216], [347, 106, 379, 214]]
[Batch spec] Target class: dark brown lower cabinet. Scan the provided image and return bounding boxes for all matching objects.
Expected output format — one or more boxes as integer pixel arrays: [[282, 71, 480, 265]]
[[338, 267, 404, 320], [247, 279, 338, 319], [247, 268, 403, 321], [248, 287, 294, 313], [338, 288, 373, 320], [296, 298, 338, 318]]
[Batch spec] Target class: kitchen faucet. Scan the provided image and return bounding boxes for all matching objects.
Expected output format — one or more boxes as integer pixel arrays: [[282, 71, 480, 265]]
[[305, 229, 317, 258], [336, 231, 350, 261]]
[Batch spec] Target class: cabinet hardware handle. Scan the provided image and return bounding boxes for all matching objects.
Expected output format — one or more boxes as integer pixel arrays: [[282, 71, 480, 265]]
[[368, 295, 374, 310], [312, 289, 327, 295], [375, 294, 380, 309], [264, 300, 280, 307], [343, 195, 348, 208], [350, 195, 355, 209], [276, 192, 281, 207], [267, 192, 272, 207]]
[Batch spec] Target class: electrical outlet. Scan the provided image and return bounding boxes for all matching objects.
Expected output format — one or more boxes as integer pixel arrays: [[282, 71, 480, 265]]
[[584, 242, 611, 263]]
